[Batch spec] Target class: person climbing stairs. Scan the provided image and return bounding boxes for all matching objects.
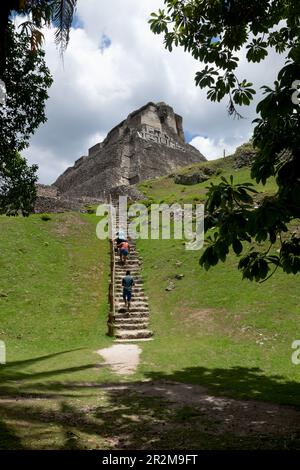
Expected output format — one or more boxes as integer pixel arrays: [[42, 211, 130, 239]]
[[111, 202, 153, 341]]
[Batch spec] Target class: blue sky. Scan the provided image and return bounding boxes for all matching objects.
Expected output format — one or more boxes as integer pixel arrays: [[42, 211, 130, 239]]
[[72, 14, 85, 30]]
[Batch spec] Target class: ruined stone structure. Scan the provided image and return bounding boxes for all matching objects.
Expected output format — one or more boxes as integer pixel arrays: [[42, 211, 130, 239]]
[[54, 102, 206, 198]]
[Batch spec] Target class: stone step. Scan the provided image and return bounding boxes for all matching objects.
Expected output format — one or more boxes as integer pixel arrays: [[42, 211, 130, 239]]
[[114, 264, 141, 268], [116, 309, 149, 315], [115, 299, 148, 305], [115, 271, 140, 275], [115, 264, 139, 268], [115, 305, 149, 310], [115, 290, 145, 295], [114, 273, 140, 277], [114, 255, 139, 258], [114, 316, 150, 324], [115, 329, 153, 340], [114, 285, 144, 290], [114, 262, 140, 266], [115, 310, 149, 321], [119, 298, 147, 303], [115, 294, 148, 300], [116, 307, 149, 312], [114, 260, 140, 264], [114, 254, 139, 257], [114, 270, 140, 273], [114, 266, 140, 270], [115, 275, 142, 280], [116, 301, 149, 309], [115, 268, 140, 272], [115, 276, 140, 280], [115, 282, 144, 286], [115, 293, 149, 305], [114, 323, 148, 330], [115, 262, 141, 271], [115, 292, 148, 297]]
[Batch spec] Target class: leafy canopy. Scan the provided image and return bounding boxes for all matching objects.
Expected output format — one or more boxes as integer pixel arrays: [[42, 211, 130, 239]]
[[0, 24, 53, 215], [0, 1, 78, 77], [150, 0, 300, 281], [0, 1, 76, 216]]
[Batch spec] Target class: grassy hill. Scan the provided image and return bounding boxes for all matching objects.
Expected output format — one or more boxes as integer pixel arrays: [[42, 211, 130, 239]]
[[0, 213, 110, 360], [0, 157, 299, 450], [0, 212, 118, 449], [138, 155, 277, 205], [133, 157, 299, 409]]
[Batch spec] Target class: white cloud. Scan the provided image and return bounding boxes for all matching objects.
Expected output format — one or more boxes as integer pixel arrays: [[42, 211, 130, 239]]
[[21, 0, 285, 183], [190, 136, 240, 160]]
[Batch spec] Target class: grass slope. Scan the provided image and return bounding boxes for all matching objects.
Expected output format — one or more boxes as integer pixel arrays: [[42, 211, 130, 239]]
[[0, 158, 299, 450], [133, 156, 300, 407], [136, 237, 300, 406], [0, 213, 110, 360], [138, 156, 277, 204], [0, 212, 118, 449]]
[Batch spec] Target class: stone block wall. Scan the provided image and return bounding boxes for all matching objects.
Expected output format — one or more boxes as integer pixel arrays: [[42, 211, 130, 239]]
[[53, 102, 206, 198]]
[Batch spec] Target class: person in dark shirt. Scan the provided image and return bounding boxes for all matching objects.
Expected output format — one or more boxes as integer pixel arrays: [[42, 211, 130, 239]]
[[122, 270, 134, 311]]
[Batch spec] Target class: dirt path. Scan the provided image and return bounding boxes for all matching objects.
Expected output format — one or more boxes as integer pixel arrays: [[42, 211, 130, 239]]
[[97, 344, 142, 375]]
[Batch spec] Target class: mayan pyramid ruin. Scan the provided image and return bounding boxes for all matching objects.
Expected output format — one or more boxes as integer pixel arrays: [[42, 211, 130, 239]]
[[53, 102, 206, 199]]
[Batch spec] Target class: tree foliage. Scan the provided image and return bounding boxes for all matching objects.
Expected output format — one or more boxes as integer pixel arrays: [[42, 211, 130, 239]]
[[0, 0, 78, 78], [0, 24, 53, 215], [150, 0, 300, 281], [0, 1, 76, 216], [0, 150, 38, 216]]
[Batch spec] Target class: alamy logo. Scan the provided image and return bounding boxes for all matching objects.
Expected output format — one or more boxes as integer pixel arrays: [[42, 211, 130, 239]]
[[96, 196, 204, 251], [291, 80, 300, 105], [291, 340, 300, 365], [0, 79, 6, 105], [0, 341, 6, 365]]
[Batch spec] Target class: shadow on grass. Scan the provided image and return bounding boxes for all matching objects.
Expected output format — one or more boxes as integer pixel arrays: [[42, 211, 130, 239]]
[[0, 349, 104, 399], [0, 354, 300, 450], [143, 366, 300, 407]]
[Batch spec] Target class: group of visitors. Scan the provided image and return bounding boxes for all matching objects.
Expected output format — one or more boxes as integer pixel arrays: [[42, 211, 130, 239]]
[[115, 231, 134, 311]]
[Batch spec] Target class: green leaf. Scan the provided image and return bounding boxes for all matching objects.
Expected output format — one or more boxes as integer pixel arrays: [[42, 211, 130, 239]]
[[232, 238, 243, 255]]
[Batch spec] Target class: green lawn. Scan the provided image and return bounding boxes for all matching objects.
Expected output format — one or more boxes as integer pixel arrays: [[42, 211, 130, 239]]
[[0, 212, 111, 359], [0, 212, 119, 448], [133, 156, 300, 407], [0, 186, 299, 449], [135, 236, 300, 406]]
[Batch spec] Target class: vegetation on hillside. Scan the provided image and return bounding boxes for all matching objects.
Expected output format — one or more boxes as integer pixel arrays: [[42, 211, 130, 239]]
[[138, 155, 277, 206]]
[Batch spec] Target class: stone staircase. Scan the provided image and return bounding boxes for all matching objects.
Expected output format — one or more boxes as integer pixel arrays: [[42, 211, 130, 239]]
[[112, 209, 153, 341]]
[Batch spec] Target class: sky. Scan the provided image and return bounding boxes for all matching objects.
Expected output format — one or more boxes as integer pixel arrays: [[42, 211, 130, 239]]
[[20, 0, 285, 184]]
